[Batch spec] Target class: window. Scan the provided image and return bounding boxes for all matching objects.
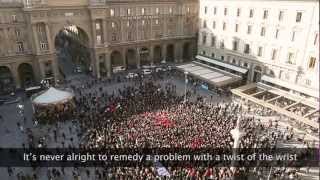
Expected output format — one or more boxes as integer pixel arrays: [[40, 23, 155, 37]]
[[212, 21, 216, 29], [187, 7, 190, 13], [127, 8, 131, 15], [220, 40, 224, 49], [15, 29, 21, 37], [271, 49, 277, 60], [221, 56, 224, 60], [287, 52, 295, 64], [249, 9, 254, 18], [96, 35, 101, 44], [244, 44, 250, 54], [17, 42, 24, 52], [258, 47, 263, 56], [128, 32, 132, 41], [202, 51, 206, 55], [169, 7, 172, 14], [232, 40, 238, 51], [247, 25, 252, 34], [204, 6, 207, 14], [211, 53, 215, 58], [263, 10, 268, 19], [95, 23, 101, 30], [224, 8, 228, 16], [291, 31, 296, 41], [127, 21, 130, 27], [243, 62, 248, 67], [155, 19, 159, 25], [223, 22, 226, 31], [111, 22, 115, 28], [202, 33, 207, 45], [156, 7, 159, 14], [232, 59, 236, 64], [112, 33, 117, 41], [278, 11, 284, 21], [308, 57, 316, 69], [142, 20, 145, 26], [40, 43, 48, 50], [211, 36, 216, 47], [141, 8, 145, 15], [314, 33, 318, 45], [275, 29, 279, 39], [237, 8, 241, 17], [296, 12, 302, 22], [203, 20, 207, 28], [235, 24, 239, 32], [305, 79, 311, 86], [12, 15, 17, 22], [214, 7, 217, 15], [110, 9, 115, 16], [260, 27, 266, 36]]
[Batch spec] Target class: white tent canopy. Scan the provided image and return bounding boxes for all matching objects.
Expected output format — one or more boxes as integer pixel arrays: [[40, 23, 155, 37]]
[[32, 87, 74, 105]]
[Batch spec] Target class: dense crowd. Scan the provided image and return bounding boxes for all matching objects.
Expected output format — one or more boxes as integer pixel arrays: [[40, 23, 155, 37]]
[[2, 70, 318, 180]]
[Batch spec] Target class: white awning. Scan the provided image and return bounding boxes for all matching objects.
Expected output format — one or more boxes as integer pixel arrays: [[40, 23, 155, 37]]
[[196, 55, 248, 74], [32, 87, 74, 105], [176, 63, 242, 87], [261, 75, 319, 98]]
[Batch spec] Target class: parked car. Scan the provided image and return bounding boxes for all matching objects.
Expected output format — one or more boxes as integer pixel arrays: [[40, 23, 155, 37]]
[[142, 69, 152, 75], [126, 72, 139, 79], [155, 67, 167, 72], [74, 66, 82, 73], [113, 66, 126, 73]]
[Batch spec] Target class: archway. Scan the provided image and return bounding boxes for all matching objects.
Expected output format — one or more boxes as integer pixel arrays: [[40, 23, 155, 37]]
[[166, 44, 175, 63], [182, 42, 192, 62], [253, 66, 262, 82], [54, 25, 90, 77], [153, 46, 162, 64], [268, 70, 275, 78], [0, 66, 14, 94], [110, 51, 123, 67], [18, 63, 35, 88], [126, 49, 137, 69], [140, 47, 150, 66]]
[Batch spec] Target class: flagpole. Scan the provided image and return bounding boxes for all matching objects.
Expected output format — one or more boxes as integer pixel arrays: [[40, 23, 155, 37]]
[[184, 71, 189, 103]]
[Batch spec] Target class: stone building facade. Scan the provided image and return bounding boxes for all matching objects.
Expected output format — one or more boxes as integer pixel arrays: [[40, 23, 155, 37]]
[[198, 0, 319, 102], [0, 0, 198, 91]]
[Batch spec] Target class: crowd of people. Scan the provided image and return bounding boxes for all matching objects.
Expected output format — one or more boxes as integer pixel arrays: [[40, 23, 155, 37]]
[[2, 69, 318, 180]]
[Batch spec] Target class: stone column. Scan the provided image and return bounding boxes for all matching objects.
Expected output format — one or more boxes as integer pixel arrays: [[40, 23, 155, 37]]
[[105, 52, 111, 77], [102, 19, 107, 44], [122, 48, 127, 69], [91, 20, 97, 47], [39, 61, 46, 79], [51, 57, 59, 82], [161, 45, 167, 63], [45, 23, 53, 52], [32, 24, 40, 54], [150, 46, 154, 65], [136, 48, 141, 69], [90, 49, 100, 78], [11, 64, 21, 89], [175, 42, 182, 63]]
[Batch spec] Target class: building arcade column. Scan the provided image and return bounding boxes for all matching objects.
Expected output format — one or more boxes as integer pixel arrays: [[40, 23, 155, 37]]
[[136, 48, 141, 69], [161, 44, 167, 63], [90, 49, 100, 79], [44, 23, 54, 52], [150, 46, 154, 65], [11, 64, 21, 89], [32, 24, 40, 54], [105, 53, 111, 77]]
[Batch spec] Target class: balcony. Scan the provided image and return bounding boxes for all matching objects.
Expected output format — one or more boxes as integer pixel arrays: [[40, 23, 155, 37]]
[[22, 0, 47, 8]]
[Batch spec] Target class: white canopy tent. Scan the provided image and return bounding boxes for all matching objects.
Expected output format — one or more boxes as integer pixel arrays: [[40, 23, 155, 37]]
[[32, 87, 74, 105]]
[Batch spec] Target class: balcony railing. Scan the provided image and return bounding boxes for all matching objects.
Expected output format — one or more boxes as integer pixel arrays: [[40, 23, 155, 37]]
[[0, 0, 23, 7], [23, 0, 47, 8]]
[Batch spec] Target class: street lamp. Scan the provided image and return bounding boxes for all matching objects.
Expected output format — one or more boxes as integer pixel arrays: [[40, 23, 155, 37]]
[[184, 71, 189, 103], [230, 117, 245, 172]]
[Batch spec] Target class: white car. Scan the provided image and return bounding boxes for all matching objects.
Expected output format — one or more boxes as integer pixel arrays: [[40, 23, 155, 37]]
[[112, 66, 126, 73], [142, 69, 152, 75], [126, 72, 139, 79]]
